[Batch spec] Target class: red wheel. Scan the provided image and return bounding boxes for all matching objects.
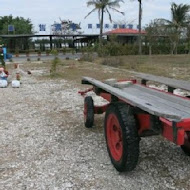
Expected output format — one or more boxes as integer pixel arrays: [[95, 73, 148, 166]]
[[106, 114, 123, 161], [181, 132, 190, 156], [104, 103, 140, 172], [84, 96, 94, 128]]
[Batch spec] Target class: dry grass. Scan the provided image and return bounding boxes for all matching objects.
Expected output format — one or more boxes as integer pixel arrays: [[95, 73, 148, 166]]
[[22, 54, 190, 85], [96, 54, 190, 80], [38, 59, 132, 86]]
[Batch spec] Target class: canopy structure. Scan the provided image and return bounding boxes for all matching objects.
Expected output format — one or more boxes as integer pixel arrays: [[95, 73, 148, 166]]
[[0, 34, 99, 50]]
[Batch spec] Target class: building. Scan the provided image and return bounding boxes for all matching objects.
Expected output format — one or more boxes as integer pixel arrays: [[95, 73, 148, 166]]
[[104, 28, 146, 44]]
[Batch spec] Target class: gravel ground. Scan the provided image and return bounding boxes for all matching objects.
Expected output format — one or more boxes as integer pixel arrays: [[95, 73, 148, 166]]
[[0, 62, 190, 190]]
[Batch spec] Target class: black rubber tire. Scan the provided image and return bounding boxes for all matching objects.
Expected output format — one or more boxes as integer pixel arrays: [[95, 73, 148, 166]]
[[181, 132, 190, 156], [84, 96, 94, 128], [104, 103, 140, 172]]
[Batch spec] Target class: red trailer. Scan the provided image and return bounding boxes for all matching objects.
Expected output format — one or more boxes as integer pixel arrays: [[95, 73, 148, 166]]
[[79, 75, 190, 172]]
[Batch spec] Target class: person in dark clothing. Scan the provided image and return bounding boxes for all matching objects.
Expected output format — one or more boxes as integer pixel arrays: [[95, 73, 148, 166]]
[[0, 45, 5, 67]]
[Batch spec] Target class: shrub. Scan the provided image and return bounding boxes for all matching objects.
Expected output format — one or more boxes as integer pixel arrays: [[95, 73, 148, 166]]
[[50, 49, 58, 56], [50, 57, 60, 75], [62, 48, 66, 55], [79, 53, 95, 62], [96, 42, 138, 57], [101, 57, 124, 67], [37, 50, 41, 55], [46, 49, 51, 55]]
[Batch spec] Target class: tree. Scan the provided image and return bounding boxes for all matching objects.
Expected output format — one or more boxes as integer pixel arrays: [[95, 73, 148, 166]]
[[85, 0, 124, 44], [145, 19, 169, 55], [0, 15, 33, 35], [0, 15, 34, 51], [161, 3, 190, 54], [145, 20, 158, 55]]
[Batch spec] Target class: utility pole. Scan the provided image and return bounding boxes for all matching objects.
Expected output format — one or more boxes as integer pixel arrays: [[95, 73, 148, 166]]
[[138, 0, 142, 55]]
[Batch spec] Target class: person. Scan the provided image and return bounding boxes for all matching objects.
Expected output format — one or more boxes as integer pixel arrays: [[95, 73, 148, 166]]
[[0, 45, 5, 67], [0, 67, 8, 80]]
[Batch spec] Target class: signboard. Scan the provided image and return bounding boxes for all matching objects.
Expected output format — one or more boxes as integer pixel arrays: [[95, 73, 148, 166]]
[[88, 24, 92, 29], [119, 24, 126, 29], [39, 24, 46, 31], [54, 24, 62, 31], [128, 24, 133, 29], [8, 25, 14, 32], [96, 24, 100, 29], [113, 24, 118, 29], [70, 23, 77, 31], [105, 24, 109, 29]]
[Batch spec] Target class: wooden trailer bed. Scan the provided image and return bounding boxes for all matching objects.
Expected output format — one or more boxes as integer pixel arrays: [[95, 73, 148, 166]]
[[82, 77, 190, 122]]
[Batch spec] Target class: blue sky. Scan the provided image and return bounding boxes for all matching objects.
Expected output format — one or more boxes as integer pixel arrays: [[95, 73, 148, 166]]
[[1, 0, 190, 34]]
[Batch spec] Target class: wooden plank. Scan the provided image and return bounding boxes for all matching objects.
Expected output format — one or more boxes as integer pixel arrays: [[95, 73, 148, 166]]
[[82, 77, 190, 121], [114, 81, 133, 89], [132, 72, 190, 91], [133, 85, 190, 110], [122, 85, 190, 119]]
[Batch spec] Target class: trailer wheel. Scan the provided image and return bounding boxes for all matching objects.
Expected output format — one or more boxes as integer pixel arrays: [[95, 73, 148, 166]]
[[181, 132, 190, 156], [104, 103, 140, 172], [84, 96, 94, 128]]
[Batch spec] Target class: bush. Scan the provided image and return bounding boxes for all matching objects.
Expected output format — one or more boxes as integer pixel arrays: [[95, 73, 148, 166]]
[[62, 48, 66, 55], [79, 53, 95, 62], [101, 57, 124, 67], [50, 57, 60, 75], [96, 42, 138, 57], [51, 49, 58, 56]]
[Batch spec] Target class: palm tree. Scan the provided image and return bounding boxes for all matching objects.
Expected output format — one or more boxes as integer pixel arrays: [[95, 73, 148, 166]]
[[131, 0, 142, 54], [163, 3, 190, 54], [138, 0, 142, 55], [85, 0, 124, 44]]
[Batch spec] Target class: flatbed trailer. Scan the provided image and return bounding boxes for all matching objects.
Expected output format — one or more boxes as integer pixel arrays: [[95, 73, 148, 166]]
[[79, 75, 190, 172]]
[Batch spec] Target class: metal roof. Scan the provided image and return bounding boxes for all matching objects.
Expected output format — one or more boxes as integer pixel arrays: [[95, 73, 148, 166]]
[[0, 34, 99, 38]]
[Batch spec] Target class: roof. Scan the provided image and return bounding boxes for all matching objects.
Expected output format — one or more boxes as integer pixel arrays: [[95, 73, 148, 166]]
[[105, 28, 146, 36], [0, 34, 99, 38]]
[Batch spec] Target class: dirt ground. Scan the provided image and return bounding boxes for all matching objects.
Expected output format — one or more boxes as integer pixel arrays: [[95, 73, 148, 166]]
[[1, 59, 190, 190]]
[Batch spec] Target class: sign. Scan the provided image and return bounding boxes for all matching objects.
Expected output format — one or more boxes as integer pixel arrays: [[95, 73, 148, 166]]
[[70, 23, 76, 31], [54, 24, 62, 31], [96, 24, 100, 29], [128, 24, 133, 29], [88, 24, 92, 29], [113, 24, 118, 29], [8, 25, 14, 32], [39, 24, 46, 31], [119, 24, 126, 29], [105, 24, 109, 29]]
